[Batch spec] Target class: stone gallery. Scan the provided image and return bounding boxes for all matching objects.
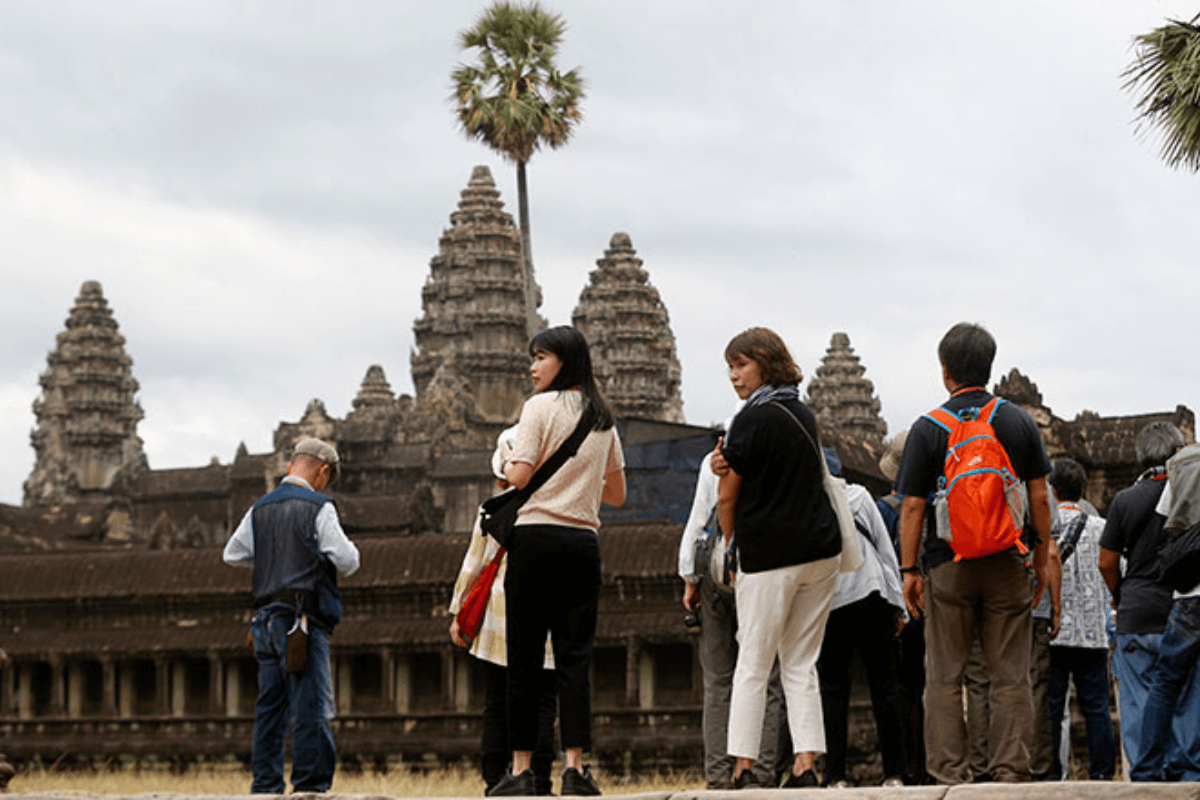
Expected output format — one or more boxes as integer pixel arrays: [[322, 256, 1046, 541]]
[[0, 166, 1191, 775]]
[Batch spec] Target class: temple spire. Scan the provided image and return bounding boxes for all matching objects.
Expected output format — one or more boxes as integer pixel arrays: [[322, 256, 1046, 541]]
[[24, 281, 147, 506], [573, 233, 685, 423], [410, 166, 537, 422], [805, 332, 886, 445]]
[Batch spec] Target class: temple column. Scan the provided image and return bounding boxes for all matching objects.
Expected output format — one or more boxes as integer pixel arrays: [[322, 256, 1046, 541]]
[[170, 660, 186, 716], [48, 655, 65, 716], [66, 661, 83, 718], [208, 653, 223, 715], [154, 656, 169, 715], [118, 665, 134, 718], [638, 648, 655, 710], [16, 666, 32, 720], [0, 661, 13, 719], [394, 654, 412, 713], [336, 656, 352, 714], [442, 648, 455, 709], [101, 656, 117, 717], [380, 648, 395, 709], [224, 661, 241, 717], [624, 637, 639, 707], [452, 650, 471, 712]]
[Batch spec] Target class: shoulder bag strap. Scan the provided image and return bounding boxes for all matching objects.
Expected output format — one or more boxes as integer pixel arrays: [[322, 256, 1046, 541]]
[[768, 400, 824, 466], [1057, 512, 1088, 565], [517, 404, 599, 501]]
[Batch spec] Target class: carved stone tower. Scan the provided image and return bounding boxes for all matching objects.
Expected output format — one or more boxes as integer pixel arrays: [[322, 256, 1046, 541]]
[[411, 166, 536, 422], [805, 332, 886, 445], [572, 233, 685, 423], [24, 281, 147, 506]]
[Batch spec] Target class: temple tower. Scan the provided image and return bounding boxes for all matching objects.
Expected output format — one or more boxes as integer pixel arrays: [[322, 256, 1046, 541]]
[[411, 166, 536, 423], [349, 364, 398, 420], [572, 233, 685, 423], [805, 332, 886, 445], [24, 281, 147, 506]]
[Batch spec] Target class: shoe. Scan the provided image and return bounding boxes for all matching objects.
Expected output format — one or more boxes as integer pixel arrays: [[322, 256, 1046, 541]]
[[881, 776, 905, 787], [707, 779, 734, 790], [732, 769, 759, 789], [488, 769, 535, 796], [782, 769, 819, 788], [561, 766, 601, 796]]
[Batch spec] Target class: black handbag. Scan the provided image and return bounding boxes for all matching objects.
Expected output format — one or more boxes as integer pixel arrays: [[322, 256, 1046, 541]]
[[480, 407, 596, 548], [1159, 521, 1200, 593]]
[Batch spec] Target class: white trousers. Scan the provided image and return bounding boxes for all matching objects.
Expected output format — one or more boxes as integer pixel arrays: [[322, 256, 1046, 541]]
[[727, 555, 839, 758]]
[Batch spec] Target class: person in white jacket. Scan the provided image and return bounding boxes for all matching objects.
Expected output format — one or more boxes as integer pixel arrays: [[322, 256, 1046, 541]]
[[816, 448, 908, 788]]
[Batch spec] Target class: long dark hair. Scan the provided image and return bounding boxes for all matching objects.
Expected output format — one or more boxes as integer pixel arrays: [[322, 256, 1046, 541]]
[[529, 325, 615, 431]]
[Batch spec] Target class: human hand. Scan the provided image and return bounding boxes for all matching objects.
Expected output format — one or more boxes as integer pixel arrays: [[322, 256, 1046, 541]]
[[710, 440, 730, 476], [1031, 561, 1048, 610], [682, 580, 699, 612], [449, 618, 470, 649], [903, 572, 924, 619]]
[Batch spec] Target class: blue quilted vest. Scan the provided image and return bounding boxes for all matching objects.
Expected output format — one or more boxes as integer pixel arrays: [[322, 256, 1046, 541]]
[[250, 481, 342, 629]]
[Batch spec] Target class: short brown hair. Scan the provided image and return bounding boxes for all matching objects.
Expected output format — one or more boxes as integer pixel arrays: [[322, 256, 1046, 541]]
[[724, 327, 803, 386]]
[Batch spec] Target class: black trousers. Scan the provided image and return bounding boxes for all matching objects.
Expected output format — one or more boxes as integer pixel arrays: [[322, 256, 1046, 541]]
[[481, 660, 557, 792], [505, 524, 601, 751], [816, 592, 909, 781]]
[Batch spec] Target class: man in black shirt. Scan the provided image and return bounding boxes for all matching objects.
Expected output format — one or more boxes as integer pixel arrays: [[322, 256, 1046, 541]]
[[1098, 421, 1200, 778], [895, 323, 1053, 784]]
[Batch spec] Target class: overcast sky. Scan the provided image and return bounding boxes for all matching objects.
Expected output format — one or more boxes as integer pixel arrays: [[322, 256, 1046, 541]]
[[2, 1, 1198, 506]]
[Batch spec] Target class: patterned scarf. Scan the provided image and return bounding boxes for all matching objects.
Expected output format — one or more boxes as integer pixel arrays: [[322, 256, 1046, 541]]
[[729, 383, 800, 437]]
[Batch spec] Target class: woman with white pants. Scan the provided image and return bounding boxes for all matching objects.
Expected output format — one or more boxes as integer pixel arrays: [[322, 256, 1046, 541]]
[[713, 327, 842, 788]]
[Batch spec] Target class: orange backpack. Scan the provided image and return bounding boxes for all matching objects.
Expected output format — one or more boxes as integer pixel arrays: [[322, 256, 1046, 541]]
[[924, 397, 1028, 561]]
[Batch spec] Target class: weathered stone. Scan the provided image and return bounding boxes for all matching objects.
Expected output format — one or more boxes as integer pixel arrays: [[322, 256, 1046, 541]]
[[23, 281, 147, 507], [995, 370, 1196, 511], [805, 332, 887, 446], [573, 233, 685, 423], [411, 165, 536, 424]]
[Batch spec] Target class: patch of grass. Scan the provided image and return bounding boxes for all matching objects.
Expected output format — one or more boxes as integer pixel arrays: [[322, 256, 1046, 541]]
[[9, 762, 705, 796]]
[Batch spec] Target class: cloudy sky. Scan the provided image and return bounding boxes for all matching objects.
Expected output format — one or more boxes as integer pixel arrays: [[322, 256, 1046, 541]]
[[2, 1, 1197, 505]]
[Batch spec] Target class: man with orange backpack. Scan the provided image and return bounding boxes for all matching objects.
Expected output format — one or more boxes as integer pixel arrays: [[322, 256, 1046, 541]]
[[895, 322, 1055, 785]]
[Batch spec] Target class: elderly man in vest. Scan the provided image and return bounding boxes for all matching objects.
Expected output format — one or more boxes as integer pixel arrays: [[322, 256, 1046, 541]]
[[223, 438, 360, 794]]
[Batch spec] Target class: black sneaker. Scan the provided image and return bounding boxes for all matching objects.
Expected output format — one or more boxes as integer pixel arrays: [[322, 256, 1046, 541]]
[[781, 769, 818, 788], [561, 766, 601, 796], [732, 769, 760, 790], [488, 769, 536, 796]]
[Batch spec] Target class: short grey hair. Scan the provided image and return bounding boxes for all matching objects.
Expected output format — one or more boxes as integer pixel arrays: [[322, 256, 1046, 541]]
[[1136, 421, 1185, 470]]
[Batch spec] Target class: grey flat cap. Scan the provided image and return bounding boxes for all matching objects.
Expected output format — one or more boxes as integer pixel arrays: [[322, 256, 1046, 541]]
[[293, 437, 341, 483]]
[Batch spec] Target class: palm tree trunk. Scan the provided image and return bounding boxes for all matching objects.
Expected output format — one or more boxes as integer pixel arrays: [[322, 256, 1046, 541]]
[[516, 159, 536, 340]]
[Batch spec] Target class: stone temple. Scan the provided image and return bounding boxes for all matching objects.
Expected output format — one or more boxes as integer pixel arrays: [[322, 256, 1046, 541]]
[[0, 165, 1193, 778]]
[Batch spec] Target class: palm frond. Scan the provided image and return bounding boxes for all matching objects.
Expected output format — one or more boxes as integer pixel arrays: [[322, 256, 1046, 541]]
[[1124, 15, 1200, 172], [450, 1, 585, 164]]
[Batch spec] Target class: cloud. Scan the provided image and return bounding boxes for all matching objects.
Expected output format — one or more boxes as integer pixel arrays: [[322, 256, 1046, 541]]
[[3, 0, 1200, 505]]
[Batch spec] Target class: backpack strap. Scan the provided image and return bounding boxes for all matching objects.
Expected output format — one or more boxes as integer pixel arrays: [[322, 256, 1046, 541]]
[[923, 406, 959, 434], [982, 396, 1006, 423]]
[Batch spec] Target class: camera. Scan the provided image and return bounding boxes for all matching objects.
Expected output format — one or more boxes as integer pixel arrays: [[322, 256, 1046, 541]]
[[683, 611, 701, 635]]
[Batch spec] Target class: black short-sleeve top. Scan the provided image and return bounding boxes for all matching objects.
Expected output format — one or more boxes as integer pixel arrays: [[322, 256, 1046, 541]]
[[721, 398, 841, 574]]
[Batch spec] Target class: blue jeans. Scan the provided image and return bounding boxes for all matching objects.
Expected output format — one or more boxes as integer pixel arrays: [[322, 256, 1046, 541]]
[[1130, 597, 1200, 781], [1048, 646, 1114, 779], [251, 606, 337, 793]]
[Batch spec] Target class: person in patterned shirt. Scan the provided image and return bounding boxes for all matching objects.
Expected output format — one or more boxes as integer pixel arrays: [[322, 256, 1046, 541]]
[[1047, 458, 1115, 780]]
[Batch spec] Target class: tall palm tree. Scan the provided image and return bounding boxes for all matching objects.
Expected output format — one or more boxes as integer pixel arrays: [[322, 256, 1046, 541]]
[[1124, 14, 1200, 172], [452, 2, 585, 338]]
